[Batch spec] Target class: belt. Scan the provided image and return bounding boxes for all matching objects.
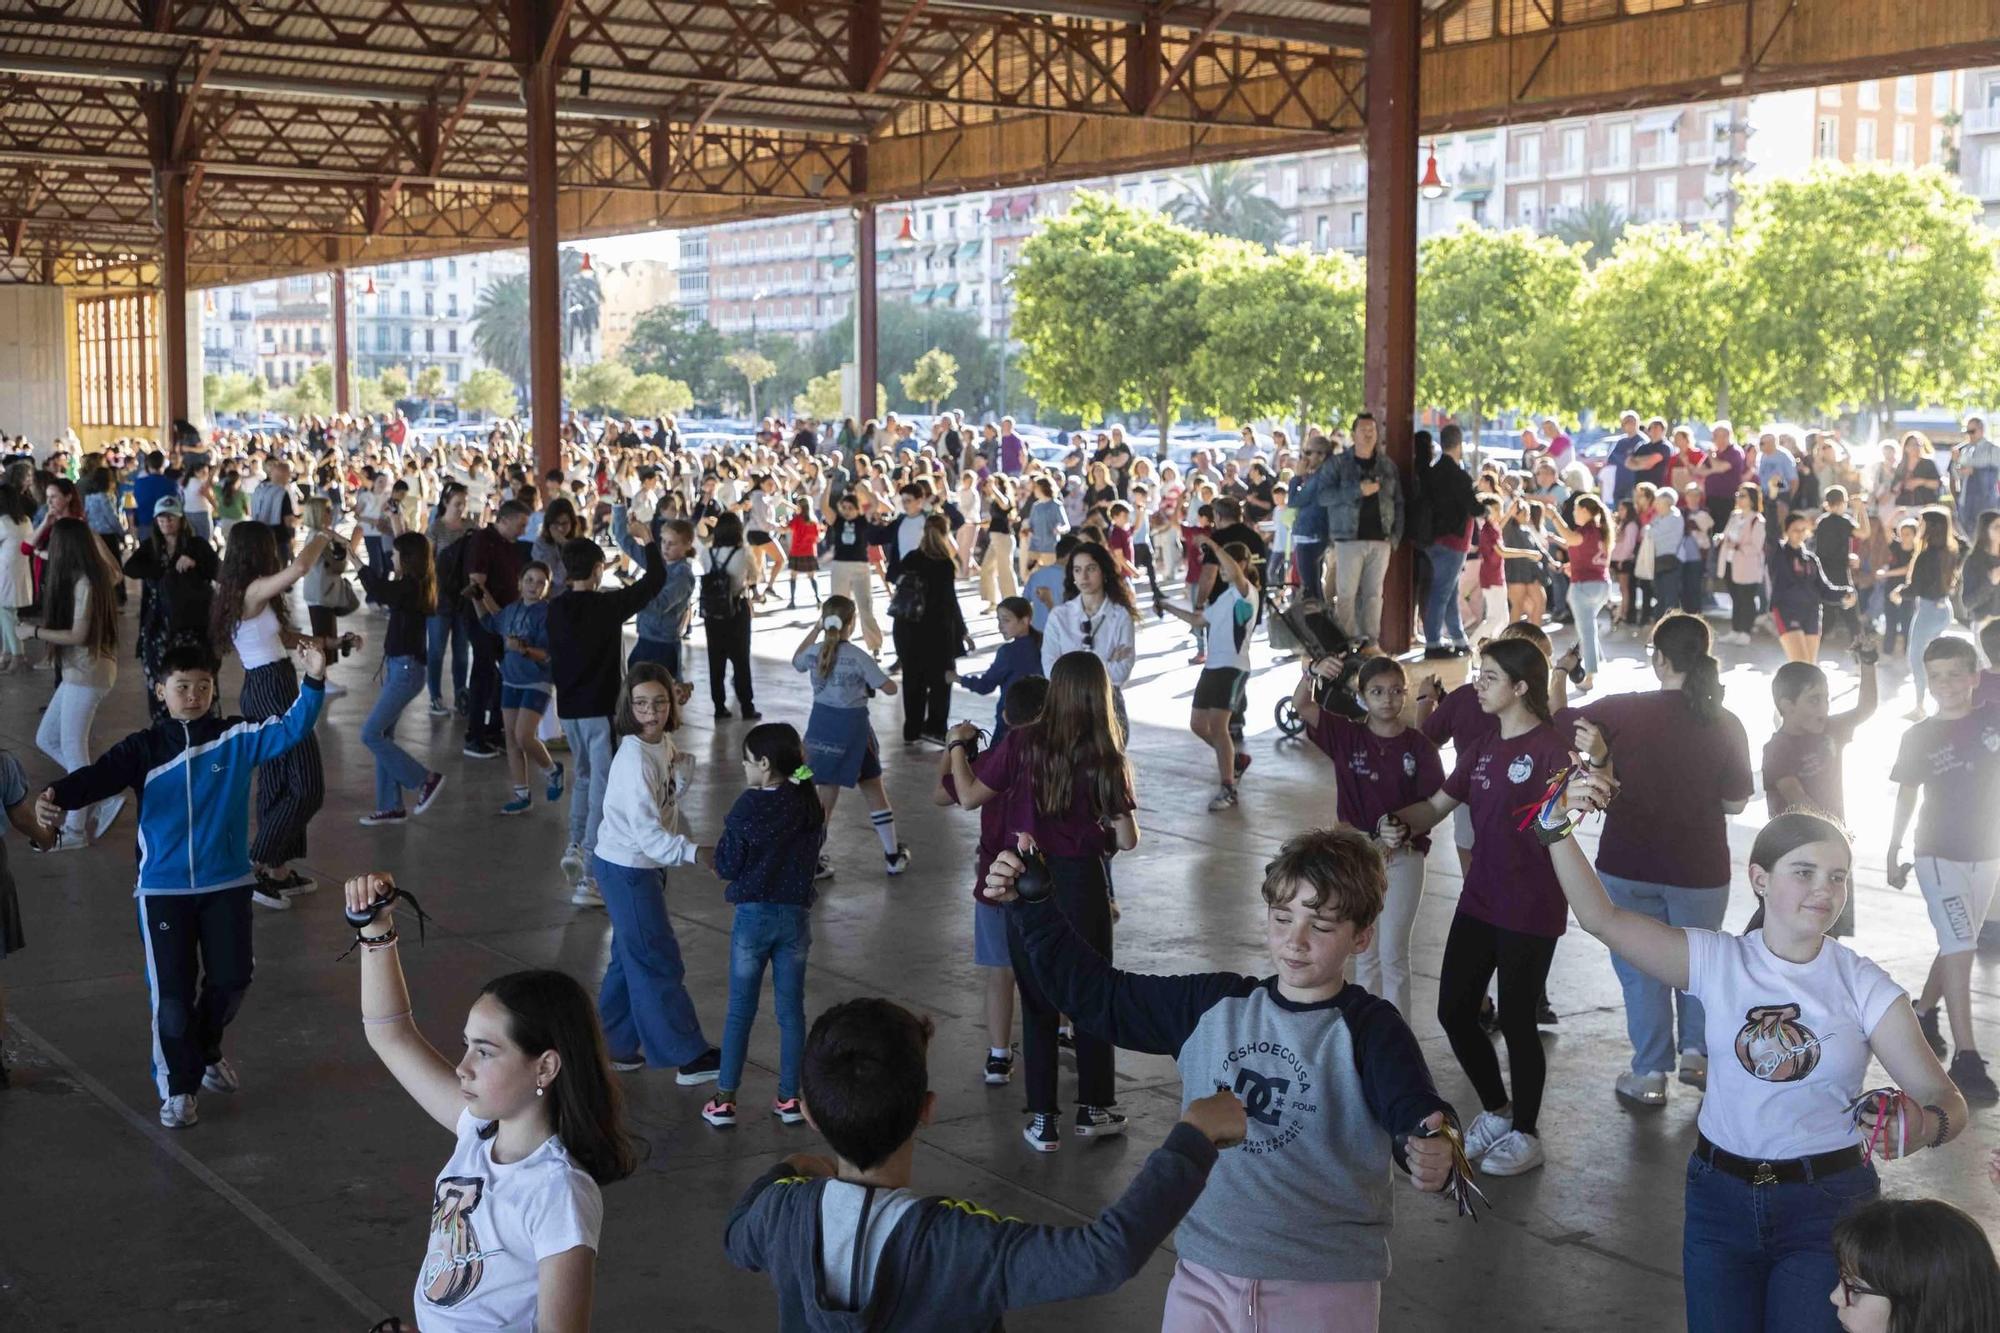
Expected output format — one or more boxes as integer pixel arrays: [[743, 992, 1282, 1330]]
[[1694, 1134, 1865, 1186]]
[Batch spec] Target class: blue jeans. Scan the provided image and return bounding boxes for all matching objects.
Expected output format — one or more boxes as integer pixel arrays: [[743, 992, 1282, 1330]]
[[561, 716, 616, 857], [719, 903, 811, 1099], [1601, 873, 1728, 1073], [362, 655, 430, 812], [1422, 543, 1467, 647], [426, 611, 468, 707], [1683, 1154, 1878, 1333], [590, 855, 709, 1067], [627, 635, 683, 681], [1908, 596, 1953, 706], [1293, 539, 1326, 604], [1568, 581, 1612, 674]]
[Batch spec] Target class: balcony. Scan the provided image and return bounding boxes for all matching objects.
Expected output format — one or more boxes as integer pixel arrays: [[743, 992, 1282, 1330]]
[[1964, 106, 2000, 136], [1504, 157, 1543, 182], [1978, 172, 2000, 202]]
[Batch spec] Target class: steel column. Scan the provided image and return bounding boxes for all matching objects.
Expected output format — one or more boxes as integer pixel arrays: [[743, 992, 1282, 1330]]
[[161, 168, 190, 428], [520, 1, 565, 476], [1364, 0, 1419, 654], [330, 266, 351, 415], [855, 202, 878, 425]]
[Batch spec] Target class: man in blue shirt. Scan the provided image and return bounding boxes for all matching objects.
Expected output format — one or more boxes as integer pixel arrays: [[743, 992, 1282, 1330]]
[[131, 450, 176, 529], [1757, 431, 1799, 523], [1603, 411, 1644, 505]]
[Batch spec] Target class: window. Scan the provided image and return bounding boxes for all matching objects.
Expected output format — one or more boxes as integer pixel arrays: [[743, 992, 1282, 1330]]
[[1559, 128, 1585, 173], [1347, 210, 1364, 245], [1509, 132, 1542, 179], [1858, 80, 1879, 109], [423, 260, 435, 281], [424, 329, 434, 353], [399, 291, 410, 315], [1895, 123, 1914, 164], [376, 327, 388, 352], [448, 259, 458, 279], [448, 330, 459, 354], [76, 293, 159, 428], [1604, 178, 1631, 213], [447, 295, 458, 317], [1559, 183, 1584, 215], [1855, 120, 1877, 161], [1605, 123, 1631, 169], [311, 328, 323, 352], [1896, 76, 1916, 112], [1933, 73, 1953, 115], [423, 293, 433, 317], [1652, 176, 1677, 219], [1816, 115, 1840, 158], [1315, 215, 1328, 248], [447, 363, 460, 384], [1516, 186, 1540, 226], [262, 326, 274, 345], [400, 328, 412, 352]]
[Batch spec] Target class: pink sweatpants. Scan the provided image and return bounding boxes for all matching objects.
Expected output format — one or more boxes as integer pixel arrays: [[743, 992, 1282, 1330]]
[[1160, 1258, 1381, 1333]]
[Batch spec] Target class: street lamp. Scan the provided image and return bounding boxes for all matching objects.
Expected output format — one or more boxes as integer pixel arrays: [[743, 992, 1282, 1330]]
[[1419, 144, 1447, 200]]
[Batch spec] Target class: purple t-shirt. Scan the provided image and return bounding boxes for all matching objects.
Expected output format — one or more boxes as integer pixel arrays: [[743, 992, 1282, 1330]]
[[1975, 671, 2000, 711], [1584, 690, 1752, 888], [1308, 714, 1444, 852], [1442, 722, 1575, 937], [1000, 433, 1025, 474], [1703, 443, 1748, 502], [1889, 705, 2000, 861], [971, 729, 1130, 860]]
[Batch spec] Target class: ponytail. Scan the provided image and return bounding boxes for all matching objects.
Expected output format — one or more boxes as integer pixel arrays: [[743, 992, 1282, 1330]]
[[816, 595, 857, 682], [743, 722, 827, 840], [1652, 611, 1724, 723]]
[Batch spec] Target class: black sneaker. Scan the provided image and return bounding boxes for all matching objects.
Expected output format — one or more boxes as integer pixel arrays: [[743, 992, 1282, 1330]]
[[715, 706, 733, 720], [1056, 1025, 1075, 1051], [984, 1049, 1015, 1085], [884, 844, 911, 876], [740, 709, 763, 722], [1537, 991, 1559, 1026], [675, 1047, 723, 1086], [1477, 994, 1497, 1034], [1918, 1006, 1949, 1060], [1074, 1104, 1127, 1138], [461, 741, 500, 760], [1022, 1112, 1061, 1152], [250, 873, 291, 911], [1950, 1051, 1999, 1106], [1423, 645, 1457, 660]]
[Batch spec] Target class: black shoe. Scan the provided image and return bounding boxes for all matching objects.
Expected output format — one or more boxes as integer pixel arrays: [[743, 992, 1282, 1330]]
[[1918, 1006, 1949, 1060], [1477, 994, 1498, 1034], [1423, 645, 1456, 660], [740, 709, 762, 722], [674, 1047, 723, 1086], [1023, 1112, 1062, 1153], [1537, 991, 1559, 1026], [984, 1049, 1015, 1085], [887, 659, 902, 674], [714, 706, 733, 720], [461, 741, 500, 760], [1450, 644, 1472, 657], [920, 731, 949, 747], [1950, 1051, 1999, 1106], [1074, 1104, 1127, 1138]]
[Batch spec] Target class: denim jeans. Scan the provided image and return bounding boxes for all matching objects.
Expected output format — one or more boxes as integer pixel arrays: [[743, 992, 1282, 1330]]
[[361, 655, 430, 812], [561, 716, 616, 858], [1683, 1153, 1878, 1333], [426, 610, 468, 707], [1293, 539, 1326, 604], [1600, 873, 1728, 1073], [1332, 539, 1392, 641], [719, 902, 812, 1099], [627, 635, 683, 681], [590, 854, 709, 1067], [1568, 580, 1612, 674], [1421, 543, 1467, 647], [1908, 596, 1953, 706]]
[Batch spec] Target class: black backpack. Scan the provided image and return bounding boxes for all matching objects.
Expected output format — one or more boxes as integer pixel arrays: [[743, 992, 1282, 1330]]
[[699, 551, 736, 620], [888, 570, 927, 621]]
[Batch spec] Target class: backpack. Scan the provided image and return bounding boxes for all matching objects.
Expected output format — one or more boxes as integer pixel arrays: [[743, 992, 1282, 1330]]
[[434, 534, 472, 611], [887, 570, 927, 621], [699, 550, 736, 619]]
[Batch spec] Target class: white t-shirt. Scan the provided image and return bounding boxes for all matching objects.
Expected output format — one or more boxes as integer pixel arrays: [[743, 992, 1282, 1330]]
[[414, 1110, 603, 1331], [1200, 584, 1256, 674], [1685, 928, 1905, 1159]]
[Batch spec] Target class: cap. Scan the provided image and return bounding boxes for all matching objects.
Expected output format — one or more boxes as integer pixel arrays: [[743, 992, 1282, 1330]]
[[152, 497, 184, 518]]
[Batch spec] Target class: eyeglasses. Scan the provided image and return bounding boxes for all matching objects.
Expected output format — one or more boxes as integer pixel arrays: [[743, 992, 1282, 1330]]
[[1838, 1273, 1884, 1306], [629, 696, 674, 714]]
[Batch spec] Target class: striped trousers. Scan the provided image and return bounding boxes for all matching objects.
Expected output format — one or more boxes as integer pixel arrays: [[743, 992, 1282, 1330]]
[[240, 659, 324, 866]]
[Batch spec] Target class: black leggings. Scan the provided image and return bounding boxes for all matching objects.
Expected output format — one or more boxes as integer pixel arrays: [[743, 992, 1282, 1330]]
[[1436, 912, 1558, 1135], [704, 607, 754, 710], [1728, 581, 1761, 634], [1009, 855, 1116, 1115]]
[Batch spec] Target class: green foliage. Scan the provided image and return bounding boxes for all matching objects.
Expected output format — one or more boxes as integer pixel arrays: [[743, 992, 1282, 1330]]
[[1014, 192, 1208, 451], [1571, 223, 1750, 423], [809, 301, 1001, 416], [1193, 243, 1364, 433], [622, 373, 694, 419], [472, 274, 530, 387], [413, 365, 447, 403], [724, 348, 778, 416], [1734, 164, 1997, 427], [1416, 223, 1586, 426], [377, 366, 411, 402], [205, 371, 266, 418], [621, 305, 729, 402], [900, 347, 959, 413], [1165, 162, 1287, 249], [353, 373, 391, 416], [457, 368, 518, 420], [569, 360, 636, 413], [273, 363, 333, 417], [795, 370, 843, 421], [1548, 201, 1629, 268]]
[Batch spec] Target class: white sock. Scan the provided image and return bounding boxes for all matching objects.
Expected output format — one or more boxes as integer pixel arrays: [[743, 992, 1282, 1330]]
[[512, 785, 529, 800], [989, 1047, 1008, 1060], [870, 808, 898, 856]]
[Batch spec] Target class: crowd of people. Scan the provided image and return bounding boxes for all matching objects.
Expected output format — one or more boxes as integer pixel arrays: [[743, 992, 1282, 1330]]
[[0, 399, 1997, 1333]]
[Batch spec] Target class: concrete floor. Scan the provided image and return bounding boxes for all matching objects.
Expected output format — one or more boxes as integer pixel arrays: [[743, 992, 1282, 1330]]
[[0, 587, 1994, 1332]]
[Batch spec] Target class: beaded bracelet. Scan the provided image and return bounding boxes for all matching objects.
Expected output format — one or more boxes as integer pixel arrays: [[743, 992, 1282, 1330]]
[[360, 929, 400, 950], [1926, 1102, 1950, 1151]]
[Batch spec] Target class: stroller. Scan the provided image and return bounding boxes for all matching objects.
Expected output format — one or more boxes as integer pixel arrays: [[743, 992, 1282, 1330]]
[[1270, 602, 1368, 737]]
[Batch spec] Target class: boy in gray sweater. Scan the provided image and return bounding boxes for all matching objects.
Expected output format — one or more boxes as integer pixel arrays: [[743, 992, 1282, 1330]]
[[724, 997, 1244, 1330]]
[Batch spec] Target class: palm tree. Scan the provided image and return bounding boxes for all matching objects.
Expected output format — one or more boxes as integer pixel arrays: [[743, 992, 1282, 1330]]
[[1549, 200, 1629, 266], [1166, 162, 1287, 248], [471, 273, 530, 387]]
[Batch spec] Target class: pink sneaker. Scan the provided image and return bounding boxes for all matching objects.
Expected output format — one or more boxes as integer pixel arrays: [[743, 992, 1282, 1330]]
[[413, 772, 447, 816], [701, 1097, 737, 1128], [771, 1097, 806, 1125]]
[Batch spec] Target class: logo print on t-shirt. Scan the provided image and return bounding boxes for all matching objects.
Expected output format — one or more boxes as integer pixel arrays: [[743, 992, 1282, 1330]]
[[1215, 1039, 1318, 1154], [1402, 752, 1418, 778], [1506, 754, 1535, 784], [421, 1176, 501, 1308], [1733, 1004, 1826, 1082]]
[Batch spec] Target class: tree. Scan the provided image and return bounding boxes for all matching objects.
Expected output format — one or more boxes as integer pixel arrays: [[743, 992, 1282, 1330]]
[[1192, 243, 1365, 438], [273, 363, 333, 417], [1416, 223, 1586, 434], [809, 302, 1001, 416], [1014, 191, 1210, 454], [471, 273, 530, 387], [205, 371, 265, 417], [622, 373, 694, 419], [413, 365, 447, 412], [377, 366, 411, 403], [569, 360, 636, 414], [457, 368, 518, 420], [900, 348, 959, 414], [621, 305, 729, 402], [1572, 223, 1751, 424], [1165, 162, 1287, 249], [795, 370, 844, 421], [1736, 163, 1997, 428], [725, 347, 777, 418], [353, 373, 391, 416], [1548, 201, 1629, 267]]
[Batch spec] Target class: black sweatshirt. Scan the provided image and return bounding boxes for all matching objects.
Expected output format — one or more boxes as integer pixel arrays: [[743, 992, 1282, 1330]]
[[547, 542, 665, 720], [355, 566, 430, 662]]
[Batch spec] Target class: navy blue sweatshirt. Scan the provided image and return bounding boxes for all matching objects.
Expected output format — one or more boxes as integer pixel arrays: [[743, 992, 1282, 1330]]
[[547, 541, 665, 720], [715, 785, 826, 907], [953, 633, 1043, 737], [1010, 896, 1453, 1282]]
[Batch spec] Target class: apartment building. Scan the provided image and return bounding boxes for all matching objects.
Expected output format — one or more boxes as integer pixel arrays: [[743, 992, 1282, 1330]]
[[352, 251, 526, 389], [1958, 66, 2000, 223], [598, 257, 679, 363]]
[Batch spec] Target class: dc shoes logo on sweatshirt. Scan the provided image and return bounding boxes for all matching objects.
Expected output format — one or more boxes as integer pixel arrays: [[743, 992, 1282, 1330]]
[[1217, 1041, 1318, 1155]]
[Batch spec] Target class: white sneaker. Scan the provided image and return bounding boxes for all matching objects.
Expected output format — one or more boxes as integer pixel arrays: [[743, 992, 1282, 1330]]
[[1479, 1129, 1546, 1177], [1461, 1109, 1514, 1161], [560, 843, 585, 890], [1615, 1070, 1668, 1107], [90, 794, 127, 840], [570, 878, 604, 909], [884, 844, 911, 876], [47, 829, 88, 853], [1678, 1051, 1708, 1091], [159, 1093, 199, 1128], [202, 1058, 240, 1094]]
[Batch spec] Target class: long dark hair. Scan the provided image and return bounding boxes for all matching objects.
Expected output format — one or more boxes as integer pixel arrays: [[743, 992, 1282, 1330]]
[[212, 520, 292, 649], [1020, 651, 1134, 822], [1479, 637, 1551, 723], [1833, 1198, 2000, 1333], [1650, 611, 1724, 723], [476, 971, 636, 1186], [710, 511, 744, 547], [43, 518, 119, 659], [1061, 540, 1137, 617], [391, 530, 437, 615], [743, 721, 826, 837]]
